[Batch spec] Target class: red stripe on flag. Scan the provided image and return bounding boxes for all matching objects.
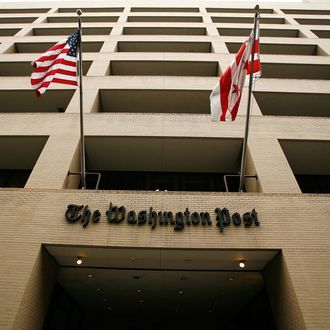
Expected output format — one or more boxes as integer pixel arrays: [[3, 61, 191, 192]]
[[33, 49, 69, 67], [52, 78, 78, 86], [230, 94, 243, 121], [253, 40, 259, 53], [33, 58, 76, 73], [219, 67, 232, 121], [247, 60, 261, 75], [46, 41, 67, 52], [31, 68, 77, 85]]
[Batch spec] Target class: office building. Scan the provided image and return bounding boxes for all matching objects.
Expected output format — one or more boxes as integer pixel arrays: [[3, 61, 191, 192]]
[[0, 0, 329, 329]]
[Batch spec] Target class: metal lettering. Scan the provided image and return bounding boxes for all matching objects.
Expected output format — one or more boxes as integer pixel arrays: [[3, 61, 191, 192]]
[[200, 212, 212, 225], [191, 212, 200, 225], [81, 205, 91, 228], [92, 210, 101, 223], [184, 208, 191, 225], [232, 212, 241, 226], [174, 212, 184, 231], [148, 207, 157, 229], [65, 204, 83, 223], [127, 210, 137, 224], [138, 210, 147, 225]]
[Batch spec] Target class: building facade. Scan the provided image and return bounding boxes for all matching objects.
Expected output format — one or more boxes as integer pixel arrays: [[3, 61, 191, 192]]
[[0, 0, 329, 329]]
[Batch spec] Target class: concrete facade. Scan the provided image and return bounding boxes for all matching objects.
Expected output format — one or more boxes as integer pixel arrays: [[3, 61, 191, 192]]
[[0, 1, 329, 329]]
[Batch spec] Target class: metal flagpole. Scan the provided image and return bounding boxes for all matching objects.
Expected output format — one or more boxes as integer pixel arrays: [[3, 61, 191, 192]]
[[238, 7, 260, 192], [77, 9, 86, 189]]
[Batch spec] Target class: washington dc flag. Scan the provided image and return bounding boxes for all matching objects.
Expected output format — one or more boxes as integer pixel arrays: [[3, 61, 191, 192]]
[[210, 17, 261, 122]]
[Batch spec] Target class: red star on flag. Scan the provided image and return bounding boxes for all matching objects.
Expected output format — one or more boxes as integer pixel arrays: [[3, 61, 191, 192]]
[[232, 84, 240, 96]]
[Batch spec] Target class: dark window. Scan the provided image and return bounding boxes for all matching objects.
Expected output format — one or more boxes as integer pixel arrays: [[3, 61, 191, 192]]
[[0, 170, 31, 188], [295, 175, 330, 194], [86, 171, 239, 192], [279, 140, 330, 194]]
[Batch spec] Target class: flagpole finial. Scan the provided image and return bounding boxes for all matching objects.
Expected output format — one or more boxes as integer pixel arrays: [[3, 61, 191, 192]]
[[254, 4, 260, 12], [76, 9, 82, 16]]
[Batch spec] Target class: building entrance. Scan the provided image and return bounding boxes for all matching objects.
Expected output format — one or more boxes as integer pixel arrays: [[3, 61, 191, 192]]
[[43, 246, 278, 330]]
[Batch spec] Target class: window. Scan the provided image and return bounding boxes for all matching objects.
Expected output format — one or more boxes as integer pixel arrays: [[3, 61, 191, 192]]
[[207, 8, 273, 14], [295, 18, 330, 25], [97, 89, 211, 114], [0, 136, 48, 188], [131, 7, 199, 12], [312, 30, 330, 39], [0, 61, 92, 76], [46, 16, 119, 23], [226, 42, 325, 56], [279, 140, 330, 194], [127, 16, 203, 22], [74, 137, 244, 192], [254, 92, 330, 117], [11, 42, 103, 53], [212, 17, 285, 24], [0, 8, 49, 13], [123, 27, 206, 35], [218, 28, 303, 38], [0, 90, 75, 113], [282, 9, 330, 15], [33, 27, 112, 36], [117, 41, 212, 53], [0, 17, 36, 23], [0, 28, 21, 36], [261, 63, 330, 80], [109, 61, 218, 76], [58, 7, 123, 13]]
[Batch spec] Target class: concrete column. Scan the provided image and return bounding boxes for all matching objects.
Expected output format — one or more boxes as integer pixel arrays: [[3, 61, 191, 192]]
[[26, 135, 80, 189], [0, 244, 57, 330], [248, 137, 301, 193], [263, 252, 306, 330]]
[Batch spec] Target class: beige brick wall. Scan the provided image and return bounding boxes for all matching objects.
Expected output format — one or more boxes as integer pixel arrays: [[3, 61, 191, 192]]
[[264, 252, 306, 330], [11, 248, 58, 330], [0, 189, 329, 329]]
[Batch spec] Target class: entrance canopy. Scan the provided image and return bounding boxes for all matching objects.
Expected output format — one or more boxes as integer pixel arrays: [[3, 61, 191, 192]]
[[45, 245, 278, 322]]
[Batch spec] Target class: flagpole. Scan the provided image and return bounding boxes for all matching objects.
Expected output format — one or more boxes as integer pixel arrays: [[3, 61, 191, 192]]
[[77, 9, 86, 189], [238, 6, 260, 192]]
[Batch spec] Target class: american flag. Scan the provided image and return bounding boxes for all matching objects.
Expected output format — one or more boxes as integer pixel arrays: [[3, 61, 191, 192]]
[[31, 31, 79, 96]]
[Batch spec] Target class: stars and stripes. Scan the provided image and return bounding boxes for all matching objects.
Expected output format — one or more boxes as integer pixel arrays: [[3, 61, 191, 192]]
[[31, 31, 79, 96], [209, 15, 261, 122]]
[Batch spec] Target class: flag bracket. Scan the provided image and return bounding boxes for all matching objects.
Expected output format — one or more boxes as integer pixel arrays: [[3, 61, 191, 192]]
[[67, 171, 102, 190]]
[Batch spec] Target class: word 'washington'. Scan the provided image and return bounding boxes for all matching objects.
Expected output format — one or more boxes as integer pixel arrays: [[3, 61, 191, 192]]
[[65, 203, 260, 233]]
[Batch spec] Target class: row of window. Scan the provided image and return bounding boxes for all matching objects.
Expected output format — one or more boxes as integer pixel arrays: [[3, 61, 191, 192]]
[[0, 89, 328, 118], [1, 7, 330, 15], [1, 60, 329, 80], [0, 137, 329, 193], [3, 169, 329, 194], [2, 27, 329, 40], [2, 29, 330, 42], [0, 89, 330, 117], [1, 15, 329, 25], [2, 41, 327, 56]]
